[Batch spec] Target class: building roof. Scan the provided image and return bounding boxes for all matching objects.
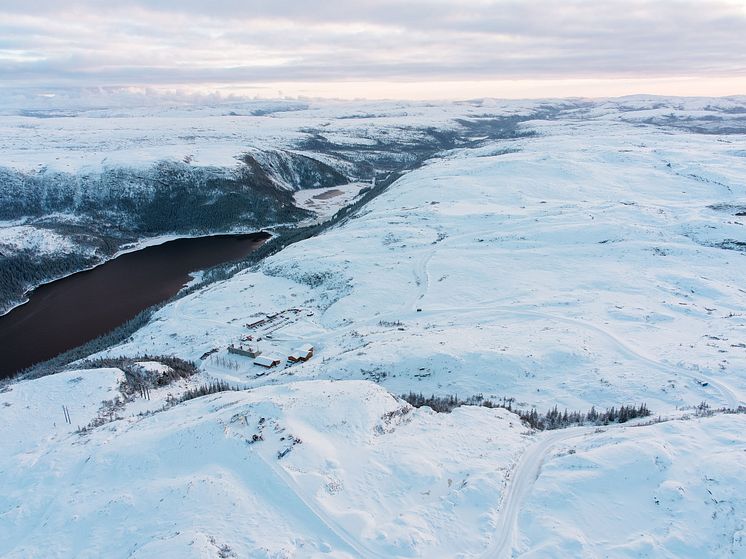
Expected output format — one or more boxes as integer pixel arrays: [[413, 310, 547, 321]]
[[289, 348, 312, 360], [254, 355, 280, 367], [297, 343, 314, 352]]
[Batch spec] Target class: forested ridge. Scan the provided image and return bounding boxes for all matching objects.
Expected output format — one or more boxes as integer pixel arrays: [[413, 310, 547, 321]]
[[0, 149, 347, 312]]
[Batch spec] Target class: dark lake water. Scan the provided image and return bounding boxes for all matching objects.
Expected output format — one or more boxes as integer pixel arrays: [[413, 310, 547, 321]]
[[0, 232, 270, 379]]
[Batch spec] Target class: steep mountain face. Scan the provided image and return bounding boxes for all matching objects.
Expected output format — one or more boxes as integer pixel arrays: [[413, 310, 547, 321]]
[[0, 145, 355, 227], [240, 149, 349, 191], [0, 158, 304, 231]]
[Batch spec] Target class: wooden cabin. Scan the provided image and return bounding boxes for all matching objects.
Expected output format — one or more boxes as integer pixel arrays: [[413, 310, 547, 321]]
[[297, 343, 314, 356]]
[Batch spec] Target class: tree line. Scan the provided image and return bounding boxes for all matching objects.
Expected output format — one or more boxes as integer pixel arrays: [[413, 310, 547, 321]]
[[174, 380, 239, 404], [401, 391, 651, 430]]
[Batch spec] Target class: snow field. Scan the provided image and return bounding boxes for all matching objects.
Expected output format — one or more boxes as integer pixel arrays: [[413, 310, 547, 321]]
[[3, 97, 746, 557], [110, 115, 746, 413], [0, 377, 531, 558], [518, 414, 746, 557]]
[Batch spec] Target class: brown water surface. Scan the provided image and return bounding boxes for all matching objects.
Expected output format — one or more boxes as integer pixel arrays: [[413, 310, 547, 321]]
[[0, 232, 269, 378]]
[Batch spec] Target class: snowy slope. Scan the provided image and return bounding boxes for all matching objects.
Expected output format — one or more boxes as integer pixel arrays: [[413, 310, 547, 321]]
[[106, 110, 746, 415], [0, 376, 531, 558], [2, 374, 744, 558], [517, 414, 746, 557], [3, 97, 746, 558], [0, 368, 124, 456], [0, 223, 82, 256]]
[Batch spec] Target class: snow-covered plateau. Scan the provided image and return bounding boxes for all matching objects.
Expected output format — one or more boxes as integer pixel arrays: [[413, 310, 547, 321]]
[[2, 96, 746, 557]]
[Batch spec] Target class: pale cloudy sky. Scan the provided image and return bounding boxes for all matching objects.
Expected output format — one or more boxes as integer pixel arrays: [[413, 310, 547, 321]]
[[1, 0, 745, 100]]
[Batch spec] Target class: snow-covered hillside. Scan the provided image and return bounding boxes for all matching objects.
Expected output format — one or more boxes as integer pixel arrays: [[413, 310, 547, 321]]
[[2, 96, 746, 557], [0, 97, 535, 314], [0, 99, 537, 172], [3, 369, 742, 558], [105, 106, 746, 414], [517, 414, 746, 557], [0, 372, 532, 558]]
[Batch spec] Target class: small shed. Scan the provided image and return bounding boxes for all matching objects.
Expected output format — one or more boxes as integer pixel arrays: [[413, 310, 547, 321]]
[[254, 355, 281, 368]]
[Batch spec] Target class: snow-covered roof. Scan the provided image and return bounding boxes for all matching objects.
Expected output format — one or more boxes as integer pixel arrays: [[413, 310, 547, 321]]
[[297, 343, 314, 352], [289, 348, 312, 359], [254, 355, 280, 367]]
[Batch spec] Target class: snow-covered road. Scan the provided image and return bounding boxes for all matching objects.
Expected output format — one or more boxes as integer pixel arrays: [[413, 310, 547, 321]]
[[484, 426, 599, 558]]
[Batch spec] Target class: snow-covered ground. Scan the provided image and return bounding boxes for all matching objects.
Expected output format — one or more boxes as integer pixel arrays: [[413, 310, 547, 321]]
[[0, 99, 534, 173], [105, 110, 746, 415], [294, 182, 370, 223], [2, 97, 746, 557], [518, 414, 746, 557], [0, 223, 79, 255], [0, 373, 532, 558], [1, 372, 744, 557]]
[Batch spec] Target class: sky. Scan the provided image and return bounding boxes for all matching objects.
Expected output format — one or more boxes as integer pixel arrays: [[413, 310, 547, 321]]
[[1, 0, 745, 101]]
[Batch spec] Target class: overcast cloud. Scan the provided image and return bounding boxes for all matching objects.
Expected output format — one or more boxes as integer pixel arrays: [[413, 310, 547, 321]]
[[0, 0, 744, 99]]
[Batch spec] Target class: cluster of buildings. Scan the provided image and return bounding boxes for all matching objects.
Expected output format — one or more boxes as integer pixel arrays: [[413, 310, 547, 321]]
[[223, 308, 316, 373], [228, 342, 314, 370]]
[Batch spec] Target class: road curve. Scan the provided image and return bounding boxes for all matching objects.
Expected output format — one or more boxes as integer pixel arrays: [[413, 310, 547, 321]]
[[483, 426, 599, 558]]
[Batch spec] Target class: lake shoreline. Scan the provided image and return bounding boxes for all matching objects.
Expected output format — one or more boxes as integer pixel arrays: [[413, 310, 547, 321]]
[[0, 232, 270, 379], [0, 229, 274, 319]]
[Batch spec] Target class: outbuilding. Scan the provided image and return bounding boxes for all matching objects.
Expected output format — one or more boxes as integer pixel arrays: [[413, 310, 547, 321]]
[[254, 355, 281, 368], [228, 344, 262, 358], [288, 343, 314, 363], [288, 350, 311, 363], [297, 343, 314, 355]]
